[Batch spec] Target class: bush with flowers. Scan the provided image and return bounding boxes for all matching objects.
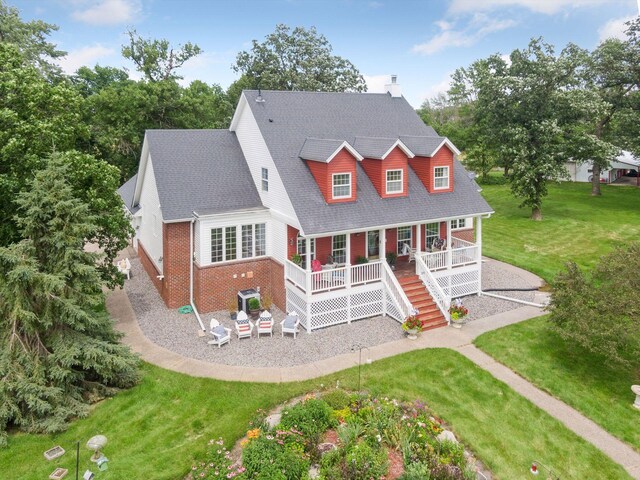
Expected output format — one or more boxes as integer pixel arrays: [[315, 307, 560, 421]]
[[401, 315, 423, 332], [190, 437, 246, 479]]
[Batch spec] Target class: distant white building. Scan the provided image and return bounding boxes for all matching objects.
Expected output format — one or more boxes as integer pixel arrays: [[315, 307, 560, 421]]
[[564, 151, 639, 183]]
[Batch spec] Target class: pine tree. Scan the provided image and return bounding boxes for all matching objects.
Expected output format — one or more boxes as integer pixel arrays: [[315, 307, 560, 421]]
[[0, 155, 139, 446]]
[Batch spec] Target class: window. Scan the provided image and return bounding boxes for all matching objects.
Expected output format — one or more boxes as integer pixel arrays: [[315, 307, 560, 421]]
[[386, 169, 403, 194], [261, 167, 269, 191], [211, 228, 223, 263], [332, 234, 347, 264], [210, 223, 266, 263], [397, 226, 412, 254], [434, 166, 450, 189], [332, 173, 351, 199], [297, 235, 316, 269], [450, 218, 471, 230], [424, 222, 439, 249], [225, 226, 236, 261]]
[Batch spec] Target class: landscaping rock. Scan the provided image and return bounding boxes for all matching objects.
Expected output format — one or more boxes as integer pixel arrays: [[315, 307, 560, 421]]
[[317, 442, 337, 455], [437, 429, 458, 444], [265, 413, 281, 428]]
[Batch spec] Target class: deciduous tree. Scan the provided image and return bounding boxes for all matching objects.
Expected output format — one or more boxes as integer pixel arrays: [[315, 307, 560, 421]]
[[233, 24, 366, 92]]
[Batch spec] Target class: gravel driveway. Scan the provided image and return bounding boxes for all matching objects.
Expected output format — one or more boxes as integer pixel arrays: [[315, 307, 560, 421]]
[[124, 256, 540, 367]]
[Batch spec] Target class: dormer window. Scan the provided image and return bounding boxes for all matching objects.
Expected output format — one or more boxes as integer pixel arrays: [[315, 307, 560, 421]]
[[332, 173, 352, 199], [386, 169, 403, 194], [434, 166, 450, 190], [261, 167, 269, 191]]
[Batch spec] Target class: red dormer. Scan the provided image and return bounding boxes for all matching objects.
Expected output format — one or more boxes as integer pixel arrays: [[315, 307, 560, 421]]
[[403, 136, 459, 194], [355, 138, 414, 198], [300, 138, 363, 204]]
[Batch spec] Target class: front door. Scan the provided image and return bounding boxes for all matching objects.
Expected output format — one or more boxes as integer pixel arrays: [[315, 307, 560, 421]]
[[367, 231, 379, 259]]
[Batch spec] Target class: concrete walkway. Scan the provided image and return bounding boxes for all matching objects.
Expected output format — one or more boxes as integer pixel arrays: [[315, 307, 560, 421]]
[[107, 272, 640, 479]]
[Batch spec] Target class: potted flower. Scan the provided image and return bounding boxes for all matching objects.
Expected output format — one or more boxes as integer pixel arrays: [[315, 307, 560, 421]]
[[402, 315, 423, 340], [290, 253, 302, 267], [386, 251, 397, 270], [448, 299, 468, 328], [248, 297, 261, 319]]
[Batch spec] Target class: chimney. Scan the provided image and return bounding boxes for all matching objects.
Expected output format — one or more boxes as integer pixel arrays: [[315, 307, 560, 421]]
[[384, 75, 401, 98]]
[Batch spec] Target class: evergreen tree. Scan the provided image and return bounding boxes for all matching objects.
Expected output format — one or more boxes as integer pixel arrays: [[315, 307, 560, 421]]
[[0, 155, 139, 446]]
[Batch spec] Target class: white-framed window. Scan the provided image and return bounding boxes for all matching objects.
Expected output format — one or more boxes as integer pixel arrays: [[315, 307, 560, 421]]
[[386, 169, 403, 194], [261, 167, 269, 191], [332, 234, 347, 264], [210, 223, 266, 263], [451, 218, 472, 230], [297, 235, 316, 269], [397, 226, 412, 254], [434, 166, 450, 190], [424, 222, 439, 249], [332, 173, 351, 199]]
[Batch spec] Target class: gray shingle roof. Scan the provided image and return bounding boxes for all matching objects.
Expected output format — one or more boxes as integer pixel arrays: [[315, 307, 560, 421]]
[[144, 130, 263, 220], [399, 135, 447, 157], [243, 90, 492, 235], [117, 173, 139, 214], [352, 136, 399, 159], [299, 138, 347, 162]]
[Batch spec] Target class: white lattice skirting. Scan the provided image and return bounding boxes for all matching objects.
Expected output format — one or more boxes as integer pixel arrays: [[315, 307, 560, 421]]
[[433, 266, 479, 299]]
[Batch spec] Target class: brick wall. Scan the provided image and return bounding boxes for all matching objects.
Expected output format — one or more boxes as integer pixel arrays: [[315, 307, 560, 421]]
[[452, 227, 475, 244], [163, 222, 191, 308], [194, 257, 285, 314]]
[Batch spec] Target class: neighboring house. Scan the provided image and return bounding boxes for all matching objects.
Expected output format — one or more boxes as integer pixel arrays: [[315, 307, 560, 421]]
[[564, 151, 640, 183], [118, 83, 493, 332]]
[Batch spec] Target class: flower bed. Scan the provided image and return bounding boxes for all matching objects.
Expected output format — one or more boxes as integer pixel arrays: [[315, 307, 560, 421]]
[[189, 391, 486, 480]]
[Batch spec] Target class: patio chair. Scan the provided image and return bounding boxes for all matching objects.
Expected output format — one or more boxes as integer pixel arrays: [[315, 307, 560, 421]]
[[281, 311, 300, 339], [256, 310, 274, 338], [235, 313, 254, 340], [117, 257, 132, 279], [207, 319, 231, 348], [402, 243, 416, 262], [431, 238, 446, 251]]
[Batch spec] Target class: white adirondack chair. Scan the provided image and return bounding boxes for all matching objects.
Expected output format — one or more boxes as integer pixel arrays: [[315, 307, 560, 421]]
[[280, 311, 300, 339], [256, 310, 274, 338]]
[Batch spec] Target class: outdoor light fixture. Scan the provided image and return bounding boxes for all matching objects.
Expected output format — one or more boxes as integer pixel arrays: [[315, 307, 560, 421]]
[[530, 460, 560, 479]]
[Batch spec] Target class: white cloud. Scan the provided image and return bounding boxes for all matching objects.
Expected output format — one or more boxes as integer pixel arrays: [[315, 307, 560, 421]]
[[598, 15, 635, 41], [57, 44, 115, 73], [449, 0, 611, 15], [418, 72, 454, 106], [363, 74, 391, 93], [412, 14, 517, 55], [72, 0, 140, 26]]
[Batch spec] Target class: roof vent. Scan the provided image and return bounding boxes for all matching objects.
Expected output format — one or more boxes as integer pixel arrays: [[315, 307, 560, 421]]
[[255, 88, 265, 103], [384, 75, 401, 98]]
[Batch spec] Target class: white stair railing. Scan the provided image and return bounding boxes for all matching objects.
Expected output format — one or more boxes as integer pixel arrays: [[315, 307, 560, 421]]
[[381, 261, 412, 321], [416, 255, 451, 323]]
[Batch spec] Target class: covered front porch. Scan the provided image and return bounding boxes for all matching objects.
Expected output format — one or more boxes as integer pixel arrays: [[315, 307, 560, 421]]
[[284, 216, 485, 332]]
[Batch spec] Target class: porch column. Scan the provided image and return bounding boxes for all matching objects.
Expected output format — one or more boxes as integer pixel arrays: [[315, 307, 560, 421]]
[[304, 237, 312, 295], [380, 228, 386, 262], [305, 237, 312, 271], [345, 233, 352, 323], [476, 216, 483, 296], [415, 223, 421, 254], [446, 220, 452, 298]]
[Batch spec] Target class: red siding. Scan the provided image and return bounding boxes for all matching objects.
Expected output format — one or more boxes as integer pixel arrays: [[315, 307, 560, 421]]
[[361, 146, 409, 198], [349, 232, 367, 263], [287, 225, 299, 260], [315, 236, 332, 264], [409, 156, 431, 191], [409, 145, 455, 194], [306, 149, 357, 204], [385, 229, 397, 257]]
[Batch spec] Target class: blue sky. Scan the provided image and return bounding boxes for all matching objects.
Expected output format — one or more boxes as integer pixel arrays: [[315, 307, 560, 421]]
[[12, 0, 640, 107]]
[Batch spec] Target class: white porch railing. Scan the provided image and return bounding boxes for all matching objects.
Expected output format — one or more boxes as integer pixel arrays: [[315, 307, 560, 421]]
[[420, 239, 479, 271], [286, 260, 383, 295], [352, 261, 382, 286], [285, 260, 307, 291], [380, 260, 412, 321], [415, 255, 450, 323]]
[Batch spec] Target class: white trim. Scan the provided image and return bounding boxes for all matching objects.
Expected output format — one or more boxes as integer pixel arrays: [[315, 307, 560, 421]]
[[381, 139, 414, 159], [451, 217, 473, 231], [396, 225, 412, 254], [332, 172, 352, 199], [429, 138, 461, 156], [327, 141, 364, 162], [229, 92, 248, 131], [385, 169, 403, 194], [434, 166, 450, 190], [261, 167, 269, 191]]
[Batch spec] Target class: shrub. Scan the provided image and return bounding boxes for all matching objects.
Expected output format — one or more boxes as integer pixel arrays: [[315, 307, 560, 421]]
[[242, 435, 309, 480], [322, 388, 350, 410], [191, 437, 247, 479], [280, 398, 335, 449], [400, 462, 432, 480], [248, 297, 260, 310], [320, 440, 388, 480]]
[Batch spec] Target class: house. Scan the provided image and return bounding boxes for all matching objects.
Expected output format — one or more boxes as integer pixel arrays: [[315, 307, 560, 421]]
[[564, 151, 640, 183], [118, 81, 493, 332]]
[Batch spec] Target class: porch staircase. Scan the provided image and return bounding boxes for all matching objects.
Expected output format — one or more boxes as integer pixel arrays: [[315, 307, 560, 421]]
[[396, 274, 448, 330]]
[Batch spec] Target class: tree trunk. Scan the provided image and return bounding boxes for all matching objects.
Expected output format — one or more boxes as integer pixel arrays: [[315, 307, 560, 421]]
[[591, 163, 602, 196], [531, 206, 543, 221]]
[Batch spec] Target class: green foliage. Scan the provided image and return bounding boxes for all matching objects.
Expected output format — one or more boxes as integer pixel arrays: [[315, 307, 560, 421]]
[[233, 24, 366, 93], [321, 388, 351, 410], [191, 437, 246, 479], [248, 297, 260, 310], [320, 440, 387, 480], [354, 255, 369, 264], [386, 251, 397, 265], [122, 29, 202, 82], [242, 435, 309, 480], [280, 398, 336, 449], [0, 0, 64, 77], [548, 243, 640, 370], [399, 462, 432, 479], [73, 65, 130, 96], [0, 156, 139, 445]]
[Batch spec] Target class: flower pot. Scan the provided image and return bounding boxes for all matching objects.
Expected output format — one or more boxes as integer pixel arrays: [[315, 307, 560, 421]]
[[406, 328, 419, 340], [230, 312, 237, 321]]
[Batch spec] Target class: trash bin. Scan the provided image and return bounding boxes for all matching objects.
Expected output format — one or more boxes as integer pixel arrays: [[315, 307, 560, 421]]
[[237, 289, 260, 313]]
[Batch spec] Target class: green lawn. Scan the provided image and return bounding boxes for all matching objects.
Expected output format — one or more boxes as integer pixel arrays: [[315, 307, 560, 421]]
[[480, 182, 640, 282], [1, 353, 631, 480], [475, 316, 640, 452]]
